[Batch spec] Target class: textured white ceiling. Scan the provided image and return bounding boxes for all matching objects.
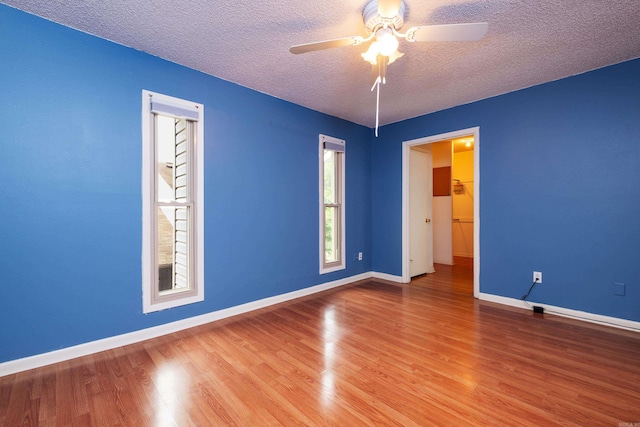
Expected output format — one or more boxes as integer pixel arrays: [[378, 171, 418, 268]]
[[3, 0, 640, 127]]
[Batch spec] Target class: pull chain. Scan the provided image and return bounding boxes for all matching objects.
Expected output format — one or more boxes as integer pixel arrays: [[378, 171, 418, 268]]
[[375, 79, 380, 137]]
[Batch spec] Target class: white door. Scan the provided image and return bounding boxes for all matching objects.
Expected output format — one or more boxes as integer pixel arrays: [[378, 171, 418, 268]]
[[409, 149, 435, 277]]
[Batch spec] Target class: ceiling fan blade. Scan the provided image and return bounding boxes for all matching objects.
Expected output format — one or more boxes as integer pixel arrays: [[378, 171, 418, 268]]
[[407, 22, 488, 42], [377, 0, 402, 18], [290, 36, 363, 54]]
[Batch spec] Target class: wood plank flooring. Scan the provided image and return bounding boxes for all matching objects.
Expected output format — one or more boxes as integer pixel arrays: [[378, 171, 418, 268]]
[[2, 262, 640, 426]]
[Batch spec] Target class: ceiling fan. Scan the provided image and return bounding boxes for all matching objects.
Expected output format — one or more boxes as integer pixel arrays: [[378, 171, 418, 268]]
[[290, 0, 488, 135]]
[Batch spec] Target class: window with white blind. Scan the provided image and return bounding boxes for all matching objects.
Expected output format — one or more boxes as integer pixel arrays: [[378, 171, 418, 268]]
[[319, 134, 346, 274], [142, 90, 204, 313]]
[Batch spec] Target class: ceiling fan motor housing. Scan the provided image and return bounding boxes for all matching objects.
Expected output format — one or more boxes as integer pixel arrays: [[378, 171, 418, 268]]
[[363, 0, 406, 33]]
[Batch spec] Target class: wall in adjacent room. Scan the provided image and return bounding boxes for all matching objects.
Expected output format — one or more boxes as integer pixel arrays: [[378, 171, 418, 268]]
[[0, 5, 372, 363], [372, 58, 640, 322], [452, 150, 474, 258], [431, 141, 453, 265]]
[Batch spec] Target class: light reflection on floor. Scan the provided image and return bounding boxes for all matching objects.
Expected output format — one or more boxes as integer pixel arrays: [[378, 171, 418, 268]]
[[321, 305, 337, 408], [153, 362, 188, 426]]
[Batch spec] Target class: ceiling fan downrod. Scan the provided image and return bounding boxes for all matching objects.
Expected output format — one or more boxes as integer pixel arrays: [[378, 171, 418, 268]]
[[363, 0, 406, 34]]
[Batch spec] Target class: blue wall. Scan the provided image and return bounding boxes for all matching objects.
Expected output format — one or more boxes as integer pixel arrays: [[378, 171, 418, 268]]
[[373, 58, 640, 322], [0, 5, 372, 363], [1, 4, 638, 364]]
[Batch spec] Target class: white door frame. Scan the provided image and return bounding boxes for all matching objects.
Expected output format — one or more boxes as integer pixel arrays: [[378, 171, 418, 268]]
[[402, 126, 480, 297]]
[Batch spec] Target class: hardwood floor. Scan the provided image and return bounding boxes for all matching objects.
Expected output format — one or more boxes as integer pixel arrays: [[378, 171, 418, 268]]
[[2, 264, 639, 426]]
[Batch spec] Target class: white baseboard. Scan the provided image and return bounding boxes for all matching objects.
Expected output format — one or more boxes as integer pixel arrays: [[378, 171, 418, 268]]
[[478, 292, 640, 332], [0, 272, 374, 376], [10, 276, 633, 377], [372, 271, 404, 283]]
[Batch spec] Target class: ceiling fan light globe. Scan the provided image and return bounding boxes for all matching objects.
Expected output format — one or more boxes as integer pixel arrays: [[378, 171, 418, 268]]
[[379, 38, 399, 56], [376, 29, 399, 56], [362, 42, 380, 65], [387, 49, 404, 65]]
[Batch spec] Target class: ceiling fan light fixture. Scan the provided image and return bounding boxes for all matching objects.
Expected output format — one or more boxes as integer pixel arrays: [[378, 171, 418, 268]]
[[376, 28, 399, 56], [362, 42, 381, 65], [387, 49, 404, 65], [362, 28, 401, 65]]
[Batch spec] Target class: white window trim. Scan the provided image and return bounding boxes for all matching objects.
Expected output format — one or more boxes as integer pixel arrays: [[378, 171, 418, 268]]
[[319, 134, 346, 274], [142, 90, 204, 313]]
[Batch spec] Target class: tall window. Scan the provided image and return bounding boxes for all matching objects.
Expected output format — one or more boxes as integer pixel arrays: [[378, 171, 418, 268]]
[[319, 134, 345, 273], [142, 90, 204, 313]]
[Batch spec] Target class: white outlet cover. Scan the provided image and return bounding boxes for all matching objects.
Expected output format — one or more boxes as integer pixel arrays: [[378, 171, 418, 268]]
[[533, 271, 542, 283]]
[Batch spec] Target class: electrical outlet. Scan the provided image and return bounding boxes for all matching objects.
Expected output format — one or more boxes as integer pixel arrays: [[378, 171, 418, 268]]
[[358, 252, 363, 261], [533, 271, 542, 284]]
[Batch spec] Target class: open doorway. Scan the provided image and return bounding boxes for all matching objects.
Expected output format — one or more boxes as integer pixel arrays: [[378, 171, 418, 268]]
[[402, 127, 480, 297]]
